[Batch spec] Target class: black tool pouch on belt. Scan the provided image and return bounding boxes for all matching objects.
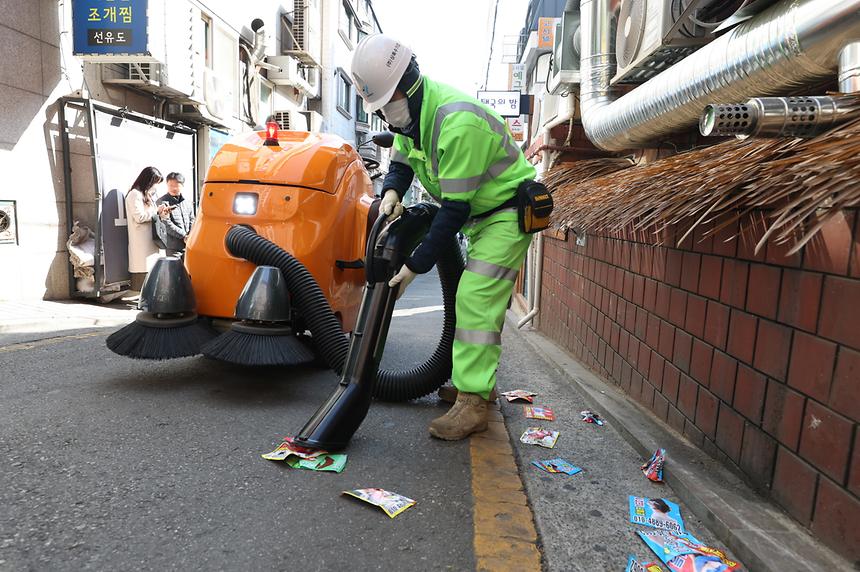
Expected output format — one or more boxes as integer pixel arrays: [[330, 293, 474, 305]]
[[516, 180, 553, 234]]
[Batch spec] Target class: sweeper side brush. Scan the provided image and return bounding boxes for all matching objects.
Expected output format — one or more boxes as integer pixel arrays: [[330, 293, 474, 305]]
[[106, 257, 216, 359], [201, 265, 315, 366]]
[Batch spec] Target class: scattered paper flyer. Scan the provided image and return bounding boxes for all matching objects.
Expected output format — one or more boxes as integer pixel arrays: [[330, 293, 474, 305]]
[[532, 458, 582, 475], [520, 427, 560, 448], [626, 556, 665, 572], [342, 488, 416, 518], [262, 437, 346, 472], [501, 389, 537, 403], [638, 530, 742, 572], [580, 409, 605, 425], [524, 405, 555, 421], [261, 437, 324, 461], [629, 496, 686, 535], [286, 454, 347, 473], [642, 448, 666, 483]]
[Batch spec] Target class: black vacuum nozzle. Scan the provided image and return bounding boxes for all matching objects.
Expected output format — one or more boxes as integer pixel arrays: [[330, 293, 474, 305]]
[[293, 205, 437, 450]]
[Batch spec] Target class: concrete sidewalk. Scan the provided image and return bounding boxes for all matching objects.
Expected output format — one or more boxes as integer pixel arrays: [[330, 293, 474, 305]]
[[506, 314, 852, 572], [0, 299, 137, 335]]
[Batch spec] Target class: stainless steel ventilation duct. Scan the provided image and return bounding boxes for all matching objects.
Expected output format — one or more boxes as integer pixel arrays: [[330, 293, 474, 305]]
[[579, 0, 860, 150], [840, 42, 860, 92]]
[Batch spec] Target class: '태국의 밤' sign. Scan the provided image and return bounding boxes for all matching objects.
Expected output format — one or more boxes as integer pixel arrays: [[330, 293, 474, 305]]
[[477, 90, 522, 117]]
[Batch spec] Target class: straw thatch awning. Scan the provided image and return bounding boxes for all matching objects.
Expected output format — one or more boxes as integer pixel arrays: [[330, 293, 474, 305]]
[[546, 116, 860, 254]]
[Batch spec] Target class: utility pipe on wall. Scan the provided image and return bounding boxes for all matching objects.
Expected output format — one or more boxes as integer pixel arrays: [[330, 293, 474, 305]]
[[578, 0, 860, 150], [840, 42, 860, 93], [518, 130, 552, 330]]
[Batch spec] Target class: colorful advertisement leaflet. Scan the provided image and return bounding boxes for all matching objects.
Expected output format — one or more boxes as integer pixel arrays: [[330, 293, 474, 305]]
[[343, 489, 416, 518], [520, 427, 560, 448], [638, 531, 742, 571], [629, 497, 686, 535], [626, 556, 666, 572]]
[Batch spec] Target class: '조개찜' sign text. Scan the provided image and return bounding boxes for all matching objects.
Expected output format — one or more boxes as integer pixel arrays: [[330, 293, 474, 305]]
[[73, 0, 148, 57]]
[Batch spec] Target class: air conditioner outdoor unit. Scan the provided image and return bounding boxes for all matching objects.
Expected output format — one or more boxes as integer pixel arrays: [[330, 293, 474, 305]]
[[283, 0, 322, 67], [102, 62, 163, 87], [299, 110, 324, 132], [98, 1, 197, 99], [272, 109, 309, 132], [267, 55, 319, 98], [612, 0, 745, 85], [547, 9, 581, 96], [167, 67, 233, 126]]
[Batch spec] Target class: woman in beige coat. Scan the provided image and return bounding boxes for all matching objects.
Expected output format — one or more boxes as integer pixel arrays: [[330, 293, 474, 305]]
[[125, 167, 168, 291]]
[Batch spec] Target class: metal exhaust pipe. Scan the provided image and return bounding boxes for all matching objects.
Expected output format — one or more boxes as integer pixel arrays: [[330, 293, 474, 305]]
[[700, 95, 860, 138]]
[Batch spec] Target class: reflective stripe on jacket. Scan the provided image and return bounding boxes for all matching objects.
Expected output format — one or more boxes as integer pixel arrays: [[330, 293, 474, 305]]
[[391, 77, 535, 215]]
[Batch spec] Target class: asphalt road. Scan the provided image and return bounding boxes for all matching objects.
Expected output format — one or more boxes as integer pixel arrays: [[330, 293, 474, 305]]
[[0, 267, 739, 571], [0, 272, 474, 572]]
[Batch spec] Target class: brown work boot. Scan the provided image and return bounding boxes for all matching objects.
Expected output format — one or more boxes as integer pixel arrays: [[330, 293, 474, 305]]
[[428, 392, 488, 440], [437, 385, 497, 404]]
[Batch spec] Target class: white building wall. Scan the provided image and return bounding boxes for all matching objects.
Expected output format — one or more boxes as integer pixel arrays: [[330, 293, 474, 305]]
[[317, 0, 381, 144]]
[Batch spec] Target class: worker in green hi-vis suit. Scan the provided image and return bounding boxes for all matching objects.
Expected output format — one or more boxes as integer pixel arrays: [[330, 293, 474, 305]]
[[351, 34, 535, 440]]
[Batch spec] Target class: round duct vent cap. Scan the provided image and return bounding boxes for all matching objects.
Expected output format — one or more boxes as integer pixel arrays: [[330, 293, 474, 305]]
[[617, 0, 646, 70]]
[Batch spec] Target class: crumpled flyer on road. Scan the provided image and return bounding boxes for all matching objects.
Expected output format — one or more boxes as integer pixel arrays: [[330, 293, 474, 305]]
[[531, 458, 581, 475], [626, 555, 665, 572], [629, 496, 686, 535], [642, 448, 666, 483], [638, 530, 742, 572], [520, 427, 560, 448], [342, 488, 416, 518], [524, 405, 555, 421], [262, 437, 324, 461], [286, 454, 347, 473], [501, 389, 538, 403], [262, 437, 346, 472], [580, 409, 605, 425]]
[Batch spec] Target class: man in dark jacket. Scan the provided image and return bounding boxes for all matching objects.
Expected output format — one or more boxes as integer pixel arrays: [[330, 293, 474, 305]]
[[156, 172, 195, 257]]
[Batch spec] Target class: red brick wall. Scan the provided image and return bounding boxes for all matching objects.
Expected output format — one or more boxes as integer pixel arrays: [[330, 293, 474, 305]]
[[537, 210, 860, 562]]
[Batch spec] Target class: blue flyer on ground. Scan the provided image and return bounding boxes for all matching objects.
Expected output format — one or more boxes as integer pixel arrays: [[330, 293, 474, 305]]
[[637, 530, 700, 562], [637, 530, 742, 571], [531, 458, 582, 475], [629, 496, 686, 535]]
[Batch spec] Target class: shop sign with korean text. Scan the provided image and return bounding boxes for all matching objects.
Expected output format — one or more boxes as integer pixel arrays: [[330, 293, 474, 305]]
[[507, 117, 525, 142], [477, 91, 522, 118], [537, 17, 558, 49], [73, 0, 149, 58], [510, 64, 526, 91]]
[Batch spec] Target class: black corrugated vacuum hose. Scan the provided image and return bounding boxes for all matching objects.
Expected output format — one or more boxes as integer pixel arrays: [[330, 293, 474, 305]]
[[224, 225, 464, 402]]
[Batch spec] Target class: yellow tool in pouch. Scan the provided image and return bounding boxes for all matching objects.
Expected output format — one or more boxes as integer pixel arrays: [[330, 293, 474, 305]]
[[516, 180, 553, 234]]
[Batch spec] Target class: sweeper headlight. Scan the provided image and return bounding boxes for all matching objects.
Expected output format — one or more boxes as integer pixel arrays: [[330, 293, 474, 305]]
[[233, 192, 259, 215]]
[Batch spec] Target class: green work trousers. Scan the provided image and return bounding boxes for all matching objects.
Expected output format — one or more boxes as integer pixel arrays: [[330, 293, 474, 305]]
[[452, 211, 533, 400]]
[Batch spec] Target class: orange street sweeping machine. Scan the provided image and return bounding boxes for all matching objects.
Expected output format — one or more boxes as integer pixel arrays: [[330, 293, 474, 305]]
[[106, 123, 464, 404], [187, 126, 376, 333]]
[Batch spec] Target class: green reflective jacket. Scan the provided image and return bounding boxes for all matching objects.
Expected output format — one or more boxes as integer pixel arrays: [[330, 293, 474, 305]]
[[391, 77, 535, 216]]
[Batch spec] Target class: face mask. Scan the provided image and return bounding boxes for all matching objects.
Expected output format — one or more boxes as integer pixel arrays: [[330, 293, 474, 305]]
[[382, 98, 411, 128]]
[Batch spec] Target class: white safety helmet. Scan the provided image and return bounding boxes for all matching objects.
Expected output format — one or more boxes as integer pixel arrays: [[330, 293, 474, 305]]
[[350, 34, 413, 114]]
